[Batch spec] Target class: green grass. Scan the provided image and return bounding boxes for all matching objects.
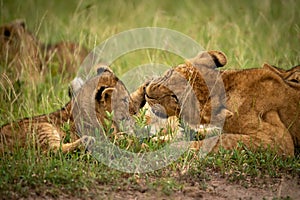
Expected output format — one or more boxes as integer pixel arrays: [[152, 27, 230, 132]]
[[0, 144, 299, 198], [0, 0, 300, 198]]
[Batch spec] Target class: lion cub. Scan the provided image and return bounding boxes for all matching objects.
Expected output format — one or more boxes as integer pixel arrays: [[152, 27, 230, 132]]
[[142, 51, 300, 156], [0, 66, 139, 154], [0, 19, 88, 85]]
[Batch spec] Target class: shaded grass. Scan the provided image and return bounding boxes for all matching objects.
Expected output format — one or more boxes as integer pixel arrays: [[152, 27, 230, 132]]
[[188, 145, 300, 181], [0, 0, 300, 198], [0, 145, 299, 199]]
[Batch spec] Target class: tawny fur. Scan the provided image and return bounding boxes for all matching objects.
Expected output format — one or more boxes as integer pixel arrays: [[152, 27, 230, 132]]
[[0, 19, 88, 85], [142, 51, 300, 156], [0, 66, 139, 154]]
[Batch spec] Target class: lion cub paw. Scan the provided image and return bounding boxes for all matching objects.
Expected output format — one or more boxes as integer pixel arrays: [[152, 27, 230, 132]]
[[80, 135, 96, 151]]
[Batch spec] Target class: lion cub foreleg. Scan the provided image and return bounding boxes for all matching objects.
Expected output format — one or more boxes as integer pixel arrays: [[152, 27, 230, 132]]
[[37, 123, 94, 154]]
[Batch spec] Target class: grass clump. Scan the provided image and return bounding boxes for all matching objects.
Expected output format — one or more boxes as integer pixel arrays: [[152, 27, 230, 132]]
[[187, 144, 300, 182]]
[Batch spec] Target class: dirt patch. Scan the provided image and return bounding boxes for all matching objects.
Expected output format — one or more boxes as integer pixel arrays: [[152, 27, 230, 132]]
[[103, 174, 299, 200], [16, 172, 299, 200]]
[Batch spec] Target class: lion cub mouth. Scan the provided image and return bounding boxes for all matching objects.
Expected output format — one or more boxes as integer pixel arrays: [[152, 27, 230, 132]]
[[145, 95, 168, 119]]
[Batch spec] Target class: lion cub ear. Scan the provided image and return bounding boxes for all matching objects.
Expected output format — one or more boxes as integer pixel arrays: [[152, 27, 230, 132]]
[[286, 72, 300, 84], [96, 64, 112, 75], [102, 88, 115, 102], [188, 50, 227, 69], [95, 87, 115, 103], [69, 77, 84, 97], [207, 50, 227, 68], [262, 63, 285, 75], [263, 63, 300, 85], [12, 19, 26, 30]]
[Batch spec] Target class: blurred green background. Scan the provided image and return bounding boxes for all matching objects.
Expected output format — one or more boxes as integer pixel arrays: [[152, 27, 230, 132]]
[[2, 0, 299, 67]]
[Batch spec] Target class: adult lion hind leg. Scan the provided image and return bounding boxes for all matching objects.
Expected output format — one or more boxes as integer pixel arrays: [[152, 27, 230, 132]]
[[36, 123, 94, 154], [191, 110, 295, 157], [190, 134, 260, 155], [190, 121, 294, 157], [190, 132, 294, 157]]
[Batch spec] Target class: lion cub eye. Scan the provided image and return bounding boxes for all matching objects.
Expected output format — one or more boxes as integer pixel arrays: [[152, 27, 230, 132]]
[[4, 28, 11, 38], [171, 94, 179, 103]]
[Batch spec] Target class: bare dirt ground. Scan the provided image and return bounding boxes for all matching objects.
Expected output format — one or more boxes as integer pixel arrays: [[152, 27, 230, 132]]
[[104, 174, 299, 200], [16, 171, 299, 200]]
